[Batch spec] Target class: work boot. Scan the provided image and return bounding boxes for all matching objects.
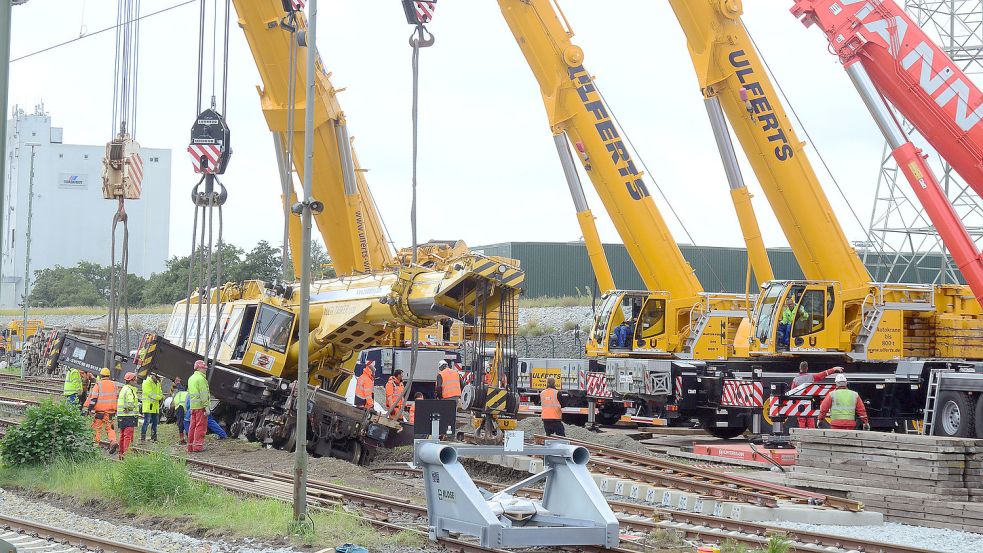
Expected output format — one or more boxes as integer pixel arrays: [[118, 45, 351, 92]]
[[140, 437, 145, 443], [108, 442, 118, 454]]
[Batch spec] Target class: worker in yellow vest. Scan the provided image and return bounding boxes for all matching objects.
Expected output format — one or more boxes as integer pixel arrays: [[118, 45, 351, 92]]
[[63, 368, 83, 409], [540, 377, 565, 437], [817, 374, 870, 430], [384, 370, 405, 419], [355, 363, 375, 411], [187, 360, 210, 452], [116, 372, 140, 460], [140, 373, 163, 443]]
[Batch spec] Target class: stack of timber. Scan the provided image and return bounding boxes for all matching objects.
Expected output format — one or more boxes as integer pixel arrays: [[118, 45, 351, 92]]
[[788, 428, 983, 532]]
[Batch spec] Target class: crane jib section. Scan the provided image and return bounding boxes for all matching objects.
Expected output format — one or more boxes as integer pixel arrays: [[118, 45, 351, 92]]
[[727, 52, 794, 162], [794, 0, 983, 197], [567, 65, 650, 202]]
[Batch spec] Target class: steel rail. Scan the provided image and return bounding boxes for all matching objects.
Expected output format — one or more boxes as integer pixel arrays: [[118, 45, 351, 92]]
[[534, 434, 862, 511], [0, 513, 156, 553], [374, 465, 937, 553]]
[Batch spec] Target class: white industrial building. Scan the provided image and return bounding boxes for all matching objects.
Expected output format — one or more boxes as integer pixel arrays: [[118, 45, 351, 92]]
[[1, 106, 172, 307]]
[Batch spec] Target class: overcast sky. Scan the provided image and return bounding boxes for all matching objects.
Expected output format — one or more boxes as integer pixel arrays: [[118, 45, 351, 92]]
[[8, 1, 952, 259]]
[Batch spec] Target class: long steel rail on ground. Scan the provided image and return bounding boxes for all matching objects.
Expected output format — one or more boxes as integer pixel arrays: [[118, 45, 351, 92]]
[[373, 464, 936, 553], [533, 434, 862, 511], [0, 513, 156, 553]]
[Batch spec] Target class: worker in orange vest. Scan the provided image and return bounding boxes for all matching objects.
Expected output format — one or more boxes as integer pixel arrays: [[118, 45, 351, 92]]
[[435, 360, 462, 404], [540, 377, 565, 437], [408, 392, 424, 425], [86, 367, 119, 453], [355, 363, 375, 411], [384, 370, 405, 420]]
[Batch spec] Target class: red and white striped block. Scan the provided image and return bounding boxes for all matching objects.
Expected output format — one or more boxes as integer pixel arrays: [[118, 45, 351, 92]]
[[188, 144, 223, 175], [720, 380, 763, 408], [768, 383, 834, 417], [414, 1, 436, 23], [585, 372, 612, 398], [128, 152, 144, 197]]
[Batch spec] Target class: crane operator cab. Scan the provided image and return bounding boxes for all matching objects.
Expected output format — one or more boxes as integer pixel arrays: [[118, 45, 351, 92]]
[[587, 291, 669, 358], [750, 281, 840, 355]]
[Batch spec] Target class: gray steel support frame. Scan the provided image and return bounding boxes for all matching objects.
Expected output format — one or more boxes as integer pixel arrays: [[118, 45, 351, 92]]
[[413, 439, 619, 549], [864, 0, 983, 284]]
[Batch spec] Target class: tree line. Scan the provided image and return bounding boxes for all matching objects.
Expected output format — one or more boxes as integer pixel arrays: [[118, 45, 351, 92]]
[[27, 240, 335, 308]]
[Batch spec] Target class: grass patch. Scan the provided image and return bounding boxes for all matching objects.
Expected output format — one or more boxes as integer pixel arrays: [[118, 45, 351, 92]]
[[517, 320, 557, 337], [0, 305, 173, 316], [720, 539, 751, 553], [0, 451, 423, 549], [519, 295, 593, 308]]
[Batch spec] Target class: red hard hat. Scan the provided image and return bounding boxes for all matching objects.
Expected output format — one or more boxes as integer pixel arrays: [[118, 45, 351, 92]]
[[194, 360, 207, 371], [123, 372, 136, 382]]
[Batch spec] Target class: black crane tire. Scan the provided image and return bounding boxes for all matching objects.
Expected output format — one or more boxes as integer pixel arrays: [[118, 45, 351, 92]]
[[934, 391, 976, 438], [974, 394, 983, 439]]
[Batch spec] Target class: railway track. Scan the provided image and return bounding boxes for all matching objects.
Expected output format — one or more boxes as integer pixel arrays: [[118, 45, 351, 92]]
[[0, 513, 155, 553], [533, 435, 862, 511], [374, 465, 938, 553]]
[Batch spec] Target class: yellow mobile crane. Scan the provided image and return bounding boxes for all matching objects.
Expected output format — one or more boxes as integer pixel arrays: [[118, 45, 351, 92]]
[[664, 0, 983, 435], [498, 0, 755, 368], [668, 1, 981, 360]]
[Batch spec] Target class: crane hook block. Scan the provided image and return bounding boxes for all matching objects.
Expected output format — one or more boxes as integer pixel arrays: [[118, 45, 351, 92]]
[[188, 108, 232, 176], [402, 0, 436, 25], [101, 134, 143, 201]]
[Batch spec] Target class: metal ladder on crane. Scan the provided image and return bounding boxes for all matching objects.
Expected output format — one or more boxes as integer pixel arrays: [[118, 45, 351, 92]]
[[922, 369, 948, 436]]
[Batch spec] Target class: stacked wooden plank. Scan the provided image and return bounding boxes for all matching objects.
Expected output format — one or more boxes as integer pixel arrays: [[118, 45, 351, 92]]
[[788, 428, 983, 532]]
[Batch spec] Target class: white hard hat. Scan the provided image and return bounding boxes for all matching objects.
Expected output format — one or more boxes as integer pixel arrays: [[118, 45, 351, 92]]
[[835, 373, 848, 384], [438, 360, 449, 368]]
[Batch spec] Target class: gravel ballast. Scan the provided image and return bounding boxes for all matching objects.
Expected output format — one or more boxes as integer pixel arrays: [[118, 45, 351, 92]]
[[0, 488, 298, 553], [769, 520, 983, 551]]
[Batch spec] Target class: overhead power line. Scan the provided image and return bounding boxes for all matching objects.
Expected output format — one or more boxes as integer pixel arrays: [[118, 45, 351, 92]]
[[11, 0, 195, 63]]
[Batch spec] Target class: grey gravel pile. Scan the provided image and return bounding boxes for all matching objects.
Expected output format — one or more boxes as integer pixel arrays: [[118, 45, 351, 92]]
[[0, 488, 299, 553], [516, 417, 651, 455], [770, 520, 983, 552]]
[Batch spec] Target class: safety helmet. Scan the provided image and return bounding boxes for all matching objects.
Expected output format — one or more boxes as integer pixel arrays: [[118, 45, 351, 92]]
[[834, 373, 848, 385], [100, 368, 111, 377], [438, 360, 449, 369], [123, 372, 136, 382], [194, 360, 207, 371]]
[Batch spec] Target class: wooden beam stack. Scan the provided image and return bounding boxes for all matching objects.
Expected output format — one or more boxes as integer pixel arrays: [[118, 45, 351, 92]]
[[788, 428, 983, 532]]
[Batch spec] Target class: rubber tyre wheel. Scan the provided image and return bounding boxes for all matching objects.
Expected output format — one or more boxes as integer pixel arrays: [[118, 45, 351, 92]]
[[933, 391, 976, 438], [596, 411, 623, 426], [701, 416, 746, 440], [974, 394, 983, 439]]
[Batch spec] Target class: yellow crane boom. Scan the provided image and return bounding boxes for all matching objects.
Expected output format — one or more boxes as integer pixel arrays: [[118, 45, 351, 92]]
[[234, 0, 393, 276], [668, 0, 869, 291], [497, 0, 702, 302]]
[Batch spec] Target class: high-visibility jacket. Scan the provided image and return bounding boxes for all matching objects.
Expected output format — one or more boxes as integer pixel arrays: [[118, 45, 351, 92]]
[[117, 383, 140, 417], [437, 367, 462, 399], [63, 368, 82, 396], [188, 371, 210, 410], [355, 368, 374, 408], [141, 378, 163, 414], [86, 378, 118, 413], [408, 402, 416, 424], [385, 376, 404, 412], [540, 388, 562, 420], [781, 306, 808, 325], [173, 390, 189, 411], [818, 388, 869, 429]]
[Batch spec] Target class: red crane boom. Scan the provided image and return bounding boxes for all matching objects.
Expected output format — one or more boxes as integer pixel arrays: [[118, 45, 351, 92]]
[[793, 0, 983, 304]]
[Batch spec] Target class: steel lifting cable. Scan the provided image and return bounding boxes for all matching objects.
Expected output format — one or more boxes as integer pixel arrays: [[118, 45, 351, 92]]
[[104, 0, 141, 370], [182, 0, 232, 367], [400, 18, 435, 411]]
